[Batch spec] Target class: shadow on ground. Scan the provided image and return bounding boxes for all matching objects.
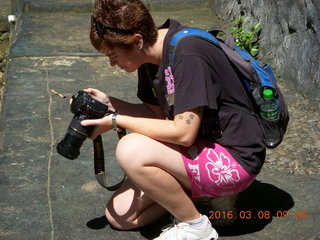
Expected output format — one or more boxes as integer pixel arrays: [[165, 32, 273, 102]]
[[217, 180, 294, 237], [85, 180, 294, 239]]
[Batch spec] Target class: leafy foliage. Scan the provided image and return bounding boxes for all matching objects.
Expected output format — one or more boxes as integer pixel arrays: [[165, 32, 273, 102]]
[[229, 16, 261, 57]]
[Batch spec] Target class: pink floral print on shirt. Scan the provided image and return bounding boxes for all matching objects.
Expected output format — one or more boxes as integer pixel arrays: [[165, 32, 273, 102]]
[[164, 66, 175, 94]]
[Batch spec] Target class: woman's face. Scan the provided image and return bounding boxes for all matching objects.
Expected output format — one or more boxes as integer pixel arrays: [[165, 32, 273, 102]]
[[101, 46, 143, 73]]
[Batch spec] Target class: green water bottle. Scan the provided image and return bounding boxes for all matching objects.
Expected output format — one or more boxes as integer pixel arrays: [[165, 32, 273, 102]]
[[260, 89, 279, 121]]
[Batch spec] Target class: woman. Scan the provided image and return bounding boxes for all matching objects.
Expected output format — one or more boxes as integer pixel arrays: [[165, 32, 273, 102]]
[[81, 0, 266, 239]]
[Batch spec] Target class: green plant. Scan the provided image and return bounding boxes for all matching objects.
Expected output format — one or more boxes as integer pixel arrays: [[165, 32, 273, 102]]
[[228, 16, 261, 57]]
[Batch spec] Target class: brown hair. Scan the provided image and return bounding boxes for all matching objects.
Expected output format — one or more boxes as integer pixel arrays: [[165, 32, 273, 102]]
[[91, 0, 158, 51]]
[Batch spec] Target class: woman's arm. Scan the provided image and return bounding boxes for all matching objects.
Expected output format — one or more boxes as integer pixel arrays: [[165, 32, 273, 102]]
[[82, 107, 203, 147], [109, 96, 166, 119], [117, 107, 203, 146], [83, 88, 165, 119]]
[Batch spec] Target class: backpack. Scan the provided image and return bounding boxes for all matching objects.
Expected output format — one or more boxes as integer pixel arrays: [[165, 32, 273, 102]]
[[169, 28, 289, 149]]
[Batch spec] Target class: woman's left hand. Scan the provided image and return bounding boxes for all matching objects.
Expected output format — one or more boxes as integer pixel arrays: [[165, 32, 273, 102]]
[[81, 114, 113, 140]]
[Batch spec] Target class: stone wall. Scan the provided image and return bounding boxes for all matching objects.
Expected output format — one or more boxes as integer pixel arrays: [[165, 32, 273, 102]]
[[0, 0, 10, 31], [212, 0, 320, 99], [143, 0, 209, 11]]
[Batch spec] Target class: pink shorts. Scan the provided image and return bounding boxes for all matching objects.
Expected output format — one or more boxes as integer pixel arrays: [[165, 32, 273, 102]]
[[180, 138, 256, 198]]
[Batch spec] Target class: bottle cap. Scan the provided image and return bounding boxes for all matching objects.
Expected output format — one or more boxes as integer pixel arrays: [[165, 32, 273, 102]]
[[263, 89, 273, 99]]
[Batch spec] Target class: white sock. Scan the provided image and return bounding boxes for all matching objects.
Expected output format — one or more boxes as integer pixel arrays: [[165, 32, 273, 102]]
[[185, 214, 207, 229]]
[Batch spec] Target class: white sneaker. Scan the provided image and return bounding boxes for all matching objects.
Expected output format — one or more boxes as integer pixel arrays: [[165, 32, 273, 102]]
[[153, 215, 218, 240]]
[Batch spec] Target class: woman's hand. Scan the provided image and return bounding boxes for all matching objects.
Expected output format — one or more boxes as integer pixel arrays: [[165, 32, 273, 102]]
[[81, 114, 113, 140], [83, 88, 116, 112]]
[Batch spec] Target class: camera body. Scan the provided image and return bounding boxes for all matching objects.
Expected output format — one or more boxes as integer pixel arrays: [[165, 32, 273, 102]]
[[57, 90, 109, 160]]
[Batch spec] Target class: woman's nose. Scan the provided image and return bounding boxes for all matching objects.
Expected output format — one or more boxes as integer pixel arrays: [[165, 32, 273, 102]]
[[109, 58, 117, 67]]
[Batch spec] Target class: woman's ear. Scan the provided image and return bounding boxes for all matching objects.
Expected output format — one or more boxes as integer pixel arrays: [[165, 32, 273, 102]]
[[133, 33, 144, 49]]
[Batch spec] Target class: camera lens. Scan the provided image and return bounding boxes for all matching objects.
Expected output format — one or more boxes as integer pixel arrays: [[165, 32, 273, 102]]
[[57, 115, 92, 160], [57, 90, 108, 160]]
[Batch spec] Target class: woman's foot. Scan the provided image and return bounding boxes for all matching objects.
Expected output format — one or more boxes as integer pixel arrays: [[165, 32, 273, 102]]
[[153, 214, 218, 240]]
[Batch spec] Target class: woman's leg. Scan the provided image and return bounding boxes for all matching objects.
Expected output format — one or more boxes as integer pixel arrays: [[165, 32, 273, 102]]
[[106, 178, 168, 230], [106, 133, 200, 230]]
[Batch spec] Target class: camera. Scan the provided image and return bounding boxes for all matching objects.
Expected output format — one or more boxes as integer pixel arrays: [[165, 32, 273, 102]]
[[57, 90, 109, 160]]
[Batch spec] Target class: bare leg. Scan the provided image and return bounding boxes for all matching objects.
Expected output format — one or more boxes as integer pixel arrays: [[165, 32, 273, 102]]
[[106, 133, 200, 230], [106, 178, 167, 230]]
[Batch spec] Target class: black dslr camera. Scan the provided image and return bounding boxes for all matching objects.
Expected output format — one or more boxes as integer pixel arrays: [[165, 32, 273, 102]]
[[57, 90, 109, 160]]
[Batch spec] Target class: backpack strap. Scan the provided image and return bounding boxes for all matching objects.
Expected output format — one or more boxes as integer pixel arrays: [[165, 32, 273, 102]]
[[168, 28, 259, 107], [169, 28, 222, 66], [169, 28, 257, 84], [208, 28, 235, 48]]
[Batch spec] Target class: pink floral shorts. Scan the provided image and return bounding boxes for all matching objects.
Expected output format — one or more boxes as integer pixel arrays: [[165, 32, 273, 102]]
[[180, 138, 256, 198]]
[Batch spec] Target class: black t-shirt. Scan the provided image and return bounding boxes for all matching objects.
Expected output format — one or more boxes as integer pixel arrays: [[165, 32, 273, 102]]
[[137, 19, 266, 175]]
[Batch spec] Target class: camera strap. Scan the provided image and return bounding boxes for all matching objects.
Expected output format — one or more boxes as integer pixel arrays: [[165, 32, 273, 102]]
[[93, 127, 127, 191]]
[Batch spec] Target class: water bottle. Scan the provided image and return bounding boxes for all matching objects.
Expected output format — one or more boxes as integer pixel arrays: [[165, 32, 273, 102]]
[[260, 89, 279, 121], [260, 89, 281, 148]]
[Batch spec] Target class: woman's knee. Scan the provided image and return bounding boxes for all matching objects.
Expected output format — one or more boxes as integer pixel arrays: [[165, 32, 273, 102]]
[[115, 133, 150, 170]]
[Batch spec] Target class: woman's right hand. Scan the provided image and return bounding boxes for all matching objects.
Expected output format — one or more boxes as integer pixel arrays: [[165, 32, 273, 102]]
[[83, 88, 116, 112]]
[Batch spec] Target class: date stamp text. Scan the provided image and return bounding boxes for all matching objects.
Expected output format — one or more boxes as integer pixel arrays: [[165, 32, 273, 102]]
[[208, 210, 308, 220]]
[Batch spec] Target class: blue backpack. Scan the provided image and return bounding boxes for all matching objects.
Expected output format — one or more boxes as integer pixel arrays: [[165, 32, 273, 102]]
[[169, 28, 289, 149]]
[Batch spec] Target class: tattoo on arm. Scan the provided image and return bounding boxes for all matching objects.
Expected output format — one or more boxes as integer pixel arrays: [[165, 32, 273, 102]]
[[177, 108, 202, 125], [186, 114, 195, 125]]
